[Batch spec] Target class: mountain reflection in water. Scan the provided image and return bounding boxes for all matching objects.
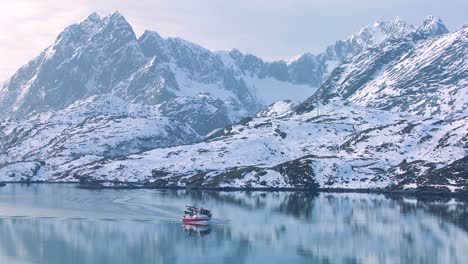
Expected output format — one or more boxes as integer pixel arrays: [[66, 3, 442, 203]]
[[0, 184, 467, 264]]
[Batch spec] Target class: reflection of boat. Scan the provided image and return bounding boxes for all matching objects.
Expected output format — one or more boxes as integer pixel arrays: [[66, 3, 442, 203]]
[[182, 206, 212, 225], [183, 223, 211, 236]]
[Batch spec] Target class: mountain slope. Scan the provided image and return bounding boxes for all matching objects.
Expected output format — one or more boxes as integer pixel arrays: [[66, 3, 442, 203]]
[[0, 11, 318, 134], [310, 23, 466, 117], [0, 13, 466, 193], [6, 98, 465, 193], [0, 12, 146, 117], [0, 96, 201, 181], [0, 14, 436, 128], [221, 16, 419, 90]]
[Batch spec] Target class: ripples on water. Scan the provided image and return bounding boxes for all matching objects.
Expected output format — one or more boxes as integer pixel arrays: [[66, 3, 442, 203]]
[[0, 184, 467, 264]]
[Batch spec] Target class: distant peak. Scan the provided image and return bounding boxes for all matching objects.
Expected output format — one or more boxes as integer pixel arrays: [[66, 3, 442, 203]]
[[103, 10, 133, 28], [349, 16, 414, 46], [55, 11, 102, 45], [81, 11, 101, 25], [142, 30, 161, 37], [388, 16, 412, 28], [379, 17, 415, 36], [228, 48, 243, 56], [372, 16, 407, 28], [106, 10, 128, 23], [419, 15, 449, 35], [139, 30, 163, 42], [111, 10, 123, 18], [99, 11, 137, 40], [392, 16, 404, 23], [287, 52, 315, 65], [87, 11, 101, 21], [422, 15, 443, 26], [424, 15, 438, 23]]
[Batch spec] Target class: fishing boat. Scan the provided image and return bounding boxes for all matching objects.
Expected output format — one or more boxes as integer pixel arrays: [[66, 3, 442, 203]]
[[182, 206, 212, 224]]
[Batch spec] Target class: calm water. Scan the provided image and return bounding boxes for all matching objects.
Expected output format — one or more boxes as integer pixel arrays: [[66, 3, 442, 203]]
[[0, 184, 467, 264]]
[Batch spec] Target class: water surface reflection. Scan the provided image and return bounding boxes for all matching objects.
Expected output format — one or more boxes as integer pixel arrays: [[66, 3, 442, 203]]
[[0, 184, 467, 263]]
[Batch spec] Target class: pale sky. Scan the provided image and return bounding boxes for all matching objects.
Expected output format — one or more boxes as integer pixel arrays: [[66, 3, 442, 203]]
[[0, 0, 466, 82]]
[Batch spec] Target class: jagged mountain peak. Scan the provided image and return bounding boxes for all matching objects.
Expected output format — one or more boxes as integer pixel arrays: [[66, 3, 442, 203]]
[[0, 11, 149, 118], [418, 15, 449, 35], [373, 16, 408, 30], [101, 11, 136, 37], [322, 16, 416, 66], [84, 11, 101, 23], [138, 30, 210, 56], [138, 30, 168, 60], [383, 16, 415, 35], [139, 29, 215, 58], [53, 11, 136, 54], [351, 16, 415, 46], [287, 52, 316, 65], [107, 10, 125, 21], [0, 11, 268, 131], [55, 11, 102, 46], [311, 26, 467, 117], [140, 29, 163, 39]]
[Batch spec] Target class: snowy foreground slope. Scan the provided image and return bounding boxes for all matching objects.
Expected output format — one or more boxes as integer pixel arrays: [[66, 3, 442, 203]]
[[76, 99, 467, 193], [0, 96, 200, 181], [4, 98, 465, 193]]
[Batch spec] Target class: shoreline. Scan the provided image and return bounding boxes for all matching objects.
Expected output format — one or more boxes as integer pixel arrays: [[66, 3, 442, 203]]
[[1, 181, 467, 200]]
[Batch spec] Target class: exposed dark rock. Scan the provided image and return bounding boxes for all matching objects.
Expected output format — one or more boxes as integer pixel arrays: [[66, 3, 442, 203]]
[[272, 157, 319, 189]]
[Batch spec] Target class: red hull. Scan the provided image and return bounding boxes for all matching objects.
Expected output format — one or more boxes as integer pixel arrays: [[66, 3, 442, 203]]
[[182, 217, 210, 223]]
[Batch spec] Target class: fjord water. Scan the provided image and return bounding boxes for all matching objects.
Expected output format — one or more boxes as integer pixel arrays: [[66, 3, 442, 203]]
[[0, 185, 467, 264]]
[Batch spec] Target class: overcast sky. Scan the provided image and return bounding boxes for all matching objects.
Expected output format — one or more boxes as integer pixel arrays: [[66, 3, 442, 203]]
[[1, 0, 466, 81]]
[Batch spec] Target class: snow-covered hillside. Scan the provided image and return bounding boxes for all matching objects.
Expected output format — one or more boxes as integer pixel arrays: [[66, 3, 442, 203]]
[[4, 98, 465, 193], [312, 24, 466, 117], [0, 96, 200, 181]]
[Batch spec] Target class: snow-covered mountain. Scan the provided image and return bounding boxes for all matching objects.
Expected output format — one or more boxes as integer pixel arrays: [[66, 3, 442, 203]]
[[221, 16, 420, 90], [222, 16, 451, 101], [0, 11, 317, 134], [309, 20, 465, 117], [0, 13, 443, 128], [0, 13, 466, 193]]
